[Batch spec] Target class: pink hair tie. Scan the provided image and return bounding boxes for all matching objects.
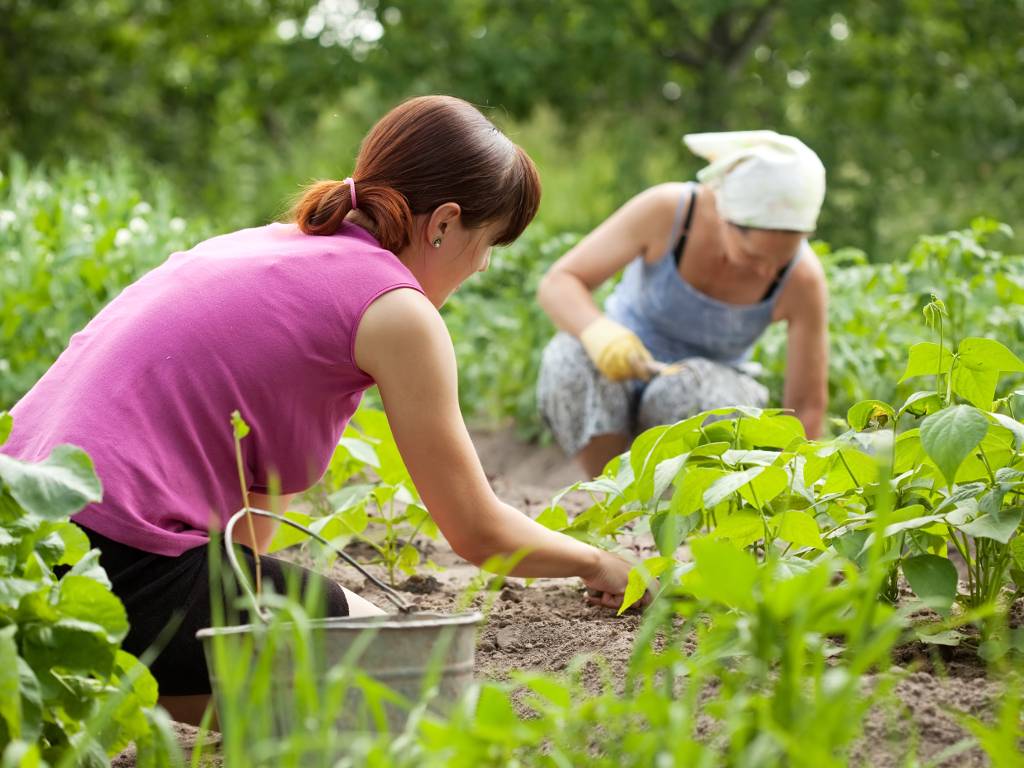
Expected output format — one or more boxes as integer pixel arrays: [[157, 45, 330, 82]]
[[343, 177, 358, 209]]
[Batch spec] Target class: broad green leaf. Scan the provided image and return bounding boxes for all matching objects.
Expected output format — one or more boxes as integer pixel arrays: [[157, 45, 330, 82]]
[[822, 448, 879, 493], [957, 337, 1024, 373], [1011, 536, 1024, 569], [650, 510, 698, 556], [651, 454, 687, 500], [902, 554, 958, 615], [738, 465, 788, 508], [988, 412, 1024, 450], [703, 466, 764, 508], [959, 506, 1023, 544], [265, 510, 314, 553], [950, 363, 999, 410], [772, 510, 825, 550], [737, 414, 806, 449], [920, 405, 989, 487], [688, 441, 730, 458], [898, 391, 943, 418], [338, 503, 369, 535], [899, 342, 953, 382], [620, 556, 672, 614], [55, 522, 90, 566], [721, 449, 782, 467], [67, 550, 110, 587], [670, 466, 725, 516], [0, 445, 102, 520], [398, 544, 419, 572], [328, 483, 375, 512], [685, 538, 758, 610], [57, 575, 129, 641], [0, 412, 10, 446], [847, 400, 896, 431], [914, 628, 963, 646], [0, 626, 21, 740], [709, 511, 764, 547], [535, 505, 568, 531], [337, 437, 380, 469], [629, 418, 701, 498]]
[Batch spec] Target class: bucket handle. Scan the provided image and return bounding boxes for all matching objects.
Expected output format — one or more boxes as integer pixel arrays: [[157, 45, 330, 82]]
[[224, 507, 415, 621]]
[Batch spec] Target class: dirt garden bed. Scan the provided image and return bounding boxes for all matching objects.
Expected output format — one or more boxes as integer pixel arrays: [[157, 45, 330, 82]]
[[114, 430, 1009, 767]]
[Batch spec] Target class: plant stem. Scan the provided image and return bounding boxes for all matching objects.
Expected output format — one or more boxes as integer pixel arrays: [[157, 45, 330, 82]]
[[234, 434, 261, 596], [838, 451, 861, 488]]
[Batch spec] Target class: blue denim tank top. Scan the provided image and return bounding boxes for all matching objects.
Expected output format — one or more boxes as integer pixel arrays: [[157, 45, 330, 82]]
[[604, 183, 802, 366]]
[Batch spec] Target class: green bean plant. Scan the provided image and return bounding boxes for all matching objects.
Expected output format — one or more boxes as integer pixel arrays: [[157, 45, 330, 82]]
[[197, 501, 913, 768], [267, 406, 440, 586], [753, 218, 1023, 427], [0, 156, 207, 409], [540, 315, 1024, 638], [0, 412, 178, 766]]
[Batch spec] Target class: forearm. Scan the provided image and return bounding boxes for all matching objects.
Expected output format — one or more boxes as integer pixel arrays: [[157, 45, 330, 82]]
[[791, 400, 826, 439], [454, 499, 601, 579], [537, 271, 603, 336]]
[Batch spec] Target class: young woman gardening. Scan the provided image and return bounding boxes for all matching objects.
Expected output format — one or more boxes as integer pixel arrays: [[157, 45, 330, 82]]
[[537, 130, 830, 477], [2, 96, 637, 725]]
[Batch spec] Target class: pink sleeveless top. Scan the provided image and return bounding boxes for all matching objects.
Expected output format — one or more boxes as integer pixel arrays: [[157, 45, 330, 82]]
[[3, 222, 423, 556]]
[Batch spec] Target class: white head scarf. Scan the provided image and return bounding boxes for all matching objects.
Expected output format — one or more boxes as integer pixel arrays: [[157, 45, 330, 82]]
[[683, 130, 826, 232]]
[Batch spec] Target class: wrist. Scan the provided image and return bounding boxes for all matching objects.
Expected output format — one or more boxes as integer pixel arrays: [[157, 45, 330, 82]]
[[578, 545, 604, 582]]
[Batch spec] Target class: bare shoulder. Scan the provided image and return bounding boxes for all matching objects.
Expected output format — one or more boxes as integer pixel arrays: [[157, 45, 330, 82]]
[[354, 288, 452, 376], [777, 243, 828, 321], [634, 182, 692, 216], [629, 182, 692, 261]]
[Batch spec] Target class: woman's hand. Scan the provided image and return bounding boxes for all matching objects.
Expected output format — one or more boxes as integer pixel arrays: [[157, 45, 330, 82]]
[[582, 549, 654, 610], [579, 316, 656, 381]]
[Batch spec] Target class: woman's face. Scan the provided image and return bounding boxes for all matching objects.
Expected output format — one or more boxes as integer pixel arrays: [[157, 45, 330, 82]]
[[720, 223, 804, 281], [409, 212, 503, 308]]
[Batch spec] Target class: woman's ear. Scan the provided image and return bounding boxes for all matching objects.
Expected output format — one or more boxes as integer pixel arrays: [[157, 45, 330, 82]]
[[427, 202, 462, 241]]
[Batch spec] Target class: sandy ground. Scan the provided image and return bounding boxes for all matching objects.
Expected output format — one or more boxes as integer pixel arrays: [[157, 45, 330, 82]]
[[114, 429, 1010, 767]]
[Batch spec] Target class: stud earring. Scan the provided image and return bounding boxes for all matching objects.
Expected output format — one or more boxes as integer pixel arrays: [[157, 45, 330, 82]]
[[432, 238, 442, 248]]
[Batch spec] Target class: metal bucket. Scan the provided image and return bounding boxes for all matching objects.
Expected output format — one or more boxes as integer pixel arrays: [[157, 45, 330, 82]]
[[197, 610, 481, 733], [197, 508, 482, 733]]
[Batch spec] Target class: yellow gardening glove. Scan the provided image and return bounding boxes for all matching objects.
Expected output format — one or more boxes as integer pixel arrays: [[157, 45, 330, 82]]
[[579, 316, 656, 381]]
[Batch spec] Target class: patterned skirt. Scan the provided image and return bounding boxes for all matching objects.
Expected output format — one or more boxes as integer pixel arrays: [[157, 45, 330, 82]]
[[536, 332, 769, 456]]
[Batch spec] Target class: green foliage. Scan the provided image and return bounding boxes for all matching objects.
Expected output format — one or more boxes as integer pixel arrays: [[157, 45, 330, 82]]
[[538, 322, 1024, 624], [0, 420, 177, 765], [5, 2, 1023, 255], [270, 407, 441, 586], [0, 157, 206, 408], [443, 227, 577, 438], [755, 220, 1024, 423], [200, 514, 912, 767]]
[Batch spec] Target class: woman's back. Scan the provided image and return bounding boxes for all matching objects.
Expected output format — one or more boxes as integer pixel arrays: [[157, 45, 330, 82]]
[[4, 221, 421, 555]]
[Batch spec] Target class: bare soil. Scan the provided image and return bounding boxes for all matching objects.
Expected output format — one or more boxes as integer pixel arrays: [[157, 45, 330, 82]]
[[116, 429, 1011, 766]]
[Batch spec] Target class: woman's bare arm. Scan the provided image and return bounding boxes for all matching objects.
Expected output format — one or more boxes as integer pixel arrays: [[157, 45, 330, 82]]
[[778, 252, 829, 438], [354, 288, 634, 602], [537, 183, 689, 336]]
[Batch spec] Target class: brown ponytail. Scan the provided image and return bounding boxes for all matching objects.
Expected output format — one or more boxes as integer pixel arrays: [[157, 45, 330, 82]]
[[291, 95, 541, 253]]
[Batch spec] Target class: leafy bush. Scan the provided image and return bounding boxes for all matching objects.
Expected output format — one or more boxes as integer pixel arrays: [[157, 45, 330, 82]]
[[0, 157, 206, 408], [0, 412, 177, 765], [754, 219, 1024, 426], [538, 318, 1024, 647], [268, 408, 441, 586]]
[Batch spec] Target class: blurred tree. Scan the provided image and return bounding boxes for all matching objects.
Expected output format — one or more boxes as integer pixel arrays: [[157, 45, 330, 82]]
[[1, 0, 1020, 253]]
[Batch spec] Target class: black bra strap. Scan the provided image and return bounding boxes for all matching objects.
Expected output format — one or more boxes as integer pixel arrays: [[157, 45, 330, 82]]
[[760, 257, 796, 301], [672, 189, 698, 266]]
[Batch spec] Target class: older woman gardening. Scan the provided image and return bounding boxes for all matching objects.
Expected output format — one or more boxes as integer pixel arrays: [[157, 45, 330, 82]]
[[537, 130, 829, 476], [2, 96, 637, 725]]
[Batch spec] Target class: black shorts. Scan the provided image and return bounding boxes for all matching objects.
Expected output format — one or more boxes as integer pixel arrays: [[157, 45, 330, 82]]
[[73, 525, 349, 696]]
